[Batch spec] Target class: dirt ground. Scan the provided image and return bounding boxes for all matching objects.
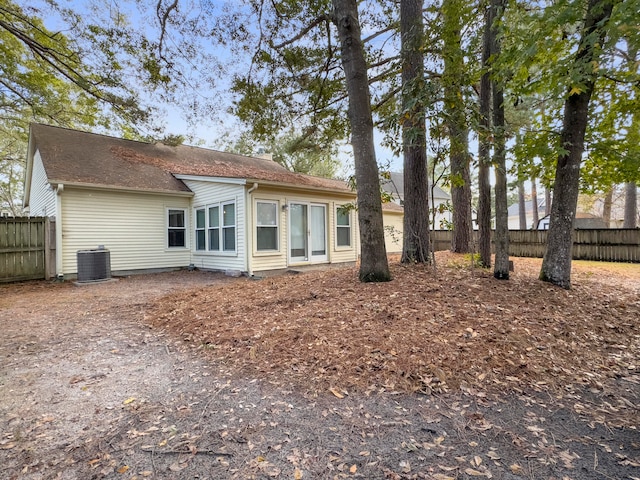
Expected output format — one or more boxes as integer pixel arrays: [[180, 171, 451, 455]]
[[1, 253, 639, 480]]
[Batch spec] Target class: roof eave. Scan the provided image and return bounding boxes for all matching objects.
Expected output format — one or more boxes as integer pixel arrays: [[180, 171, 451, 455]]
[[48, 180, 194, 197], [246, 178, 355, 196]]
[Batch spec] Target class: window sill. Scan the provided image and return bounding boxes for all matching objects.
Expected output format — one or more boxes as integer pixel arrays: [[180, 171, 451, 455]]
[[193, 251, 238, 257], [253, 250, 282, 257]]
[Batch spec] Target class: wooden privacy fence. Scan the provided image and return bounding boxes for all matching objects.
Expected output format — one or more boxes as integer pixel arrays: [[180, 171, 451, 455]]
[[0, 217, 55, 283], [431, 229, 640, 263]]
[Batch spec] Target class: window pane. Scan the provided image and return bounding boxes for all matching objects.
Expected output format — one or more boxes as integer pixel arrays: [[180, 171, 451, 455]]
[[196, 209, 205, 229], [196, 230, 206, 250], [257, 227, 277, 250], [337, 209, 350, 226], [209, 228, 220, 250], [168, 229, 185, 247], [257, 202, 277, 226], [223, 203, 235, 226], [337, 226, 350, 247], [223, 227, 235, 251], [169, 210, 185, 228], [209, 206, 219, 228]]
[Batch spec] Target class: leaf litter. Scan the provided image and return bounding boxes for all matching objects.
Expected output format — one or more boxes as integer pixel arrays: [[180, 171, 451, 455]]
[[0, 252, 638, 479]]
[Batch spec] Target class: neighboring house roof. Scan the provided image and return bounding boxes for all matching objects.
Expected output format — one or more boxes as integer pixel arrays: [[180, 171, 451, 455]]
[[507, 199, 546, 217], [28, 123, 351, 194], [381, 201, 403, 213], [381, 171, 450, 202]]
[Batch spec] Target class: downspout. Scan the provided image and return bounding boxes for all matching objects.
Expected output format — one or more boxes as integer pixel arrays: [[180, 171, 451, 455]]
[[246, 183, 259, 276], [55, 184, 64, 279]]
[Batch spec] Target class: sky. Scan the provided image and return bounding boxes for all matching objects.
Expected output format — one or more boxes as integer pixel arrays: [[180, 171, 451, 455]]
[[27, 0, 410, 174]]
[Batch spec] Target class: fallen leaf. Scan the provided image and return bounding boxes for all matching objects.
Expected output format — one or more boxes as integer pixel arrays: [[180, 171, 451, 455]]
[[510, 464, 523, 474], [294, 468, 303, 479], [487, 451, 501, 460], [329, 387, 344, 399], [438, 465, 458, 472], [349, 464, 357, 474], [116, 465, 129, 474], [465, 468, 488, 477], [123, 397, 136, 405]]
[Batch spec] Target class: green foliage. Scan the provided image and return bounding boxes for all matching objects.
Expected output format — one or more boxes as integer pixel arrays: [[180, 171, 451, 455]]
[[218, 127, 341, 178], [499, 0, 640, 192]]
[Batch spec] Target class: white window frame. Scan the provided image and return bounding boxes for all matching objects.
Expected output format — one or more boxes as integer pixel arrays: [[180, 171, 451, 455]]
[[221, 201, 236, 252], [193, 200, 237, 255], [255, 200, 279, 252], [336, 206, 352, 248], [208, 204, 221, 251], [195, 208, 206, 251], [167, 208, 187, 249]]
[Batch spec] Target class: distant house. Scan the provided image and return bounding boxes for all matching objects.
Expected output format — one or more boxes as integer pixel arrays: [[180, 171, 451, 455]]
[[381, 171, 452, 229], [24, 123, 403, 278], [537, 212, 608, 230], [507, 199, 547, 230]]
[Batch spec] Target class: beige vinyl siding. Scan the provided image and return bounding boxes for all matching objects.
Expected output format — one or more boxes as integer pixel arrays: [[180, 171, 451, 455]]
[[182, 179, 246, 272], [28, 150, 56, 217], [382, 211, 403, 253], [331, 202, 358, 264], [249, 192, 288, 272], [61, 188, 191, 275], [250, 187, 358, 272]]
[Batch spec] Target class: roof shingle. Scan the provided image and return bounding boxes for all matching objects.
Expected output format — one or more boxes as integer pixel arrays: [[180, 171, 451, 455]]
[[30, 124, 352, 194]]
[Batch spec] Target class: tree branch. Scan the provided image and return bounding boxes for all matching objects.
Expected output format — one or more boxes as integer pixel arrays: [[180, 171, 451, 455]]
[[273, 14, 331, 49]]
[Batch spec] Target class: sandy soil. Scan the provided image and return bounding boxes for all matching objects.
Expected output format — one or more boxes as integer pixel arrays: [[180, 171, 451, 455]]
[[1, 255, 639, 479]]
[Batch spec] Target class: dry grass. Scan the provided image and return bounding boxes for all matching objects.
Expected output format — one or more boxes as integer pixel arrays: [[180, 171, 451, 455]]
[[148, 253, 640, 402]]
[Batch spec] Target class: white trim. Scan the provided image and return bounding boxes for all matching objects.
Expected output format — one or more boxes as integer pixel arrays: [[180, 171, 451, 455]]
[[287, 201, 329, 265], [55, 184, 64, 276], [175, 175, 247, 185], [47, 180, 194, 197], [166, 207, 189, 249], [335, 205, 352, 249], [192, 199, 238, 255], [255, 200, 280, 253]]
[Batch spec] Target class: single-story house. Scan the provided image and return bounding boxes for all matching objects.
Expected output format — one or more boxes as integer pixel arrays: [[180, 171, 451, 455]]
[[507, 199, 547, 230], [537, 212, 608, 230], [24, 123, 403, 278], [381, 171, 451, 229]]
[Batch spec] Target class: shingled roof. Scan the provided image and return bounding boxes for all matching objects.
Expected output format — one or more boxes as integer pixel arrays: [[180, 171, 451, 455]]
[[29, 124, 351, 194]]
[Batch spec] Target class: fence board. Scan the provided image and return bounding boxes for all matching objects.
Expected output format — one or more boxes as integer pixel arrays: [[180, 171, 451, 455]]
[[430, 229, 640, 263], [0, 217, 52, 283]]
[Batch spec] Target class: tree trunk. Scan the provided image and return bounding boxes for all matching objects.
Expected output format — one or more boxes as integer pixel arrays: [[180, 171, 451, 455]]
[[518, 180, 527, 229], [531, 176, 539, 228], [540, 0, 616, 289], [400, 0, 430, 263], [332, 0, 391, 282], [545, 187, 551, 216], [492, 0, 509, 280], [443, 0, 472, 253], [623, 182, 637, 228], [602, 187, 613, 227], [477, 0, 493, 268]]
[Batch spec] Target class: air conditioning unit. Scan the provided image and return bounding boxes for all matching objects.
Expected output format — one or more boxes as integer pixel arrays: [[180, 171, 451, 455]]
[[77, 247, 111, 282]]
